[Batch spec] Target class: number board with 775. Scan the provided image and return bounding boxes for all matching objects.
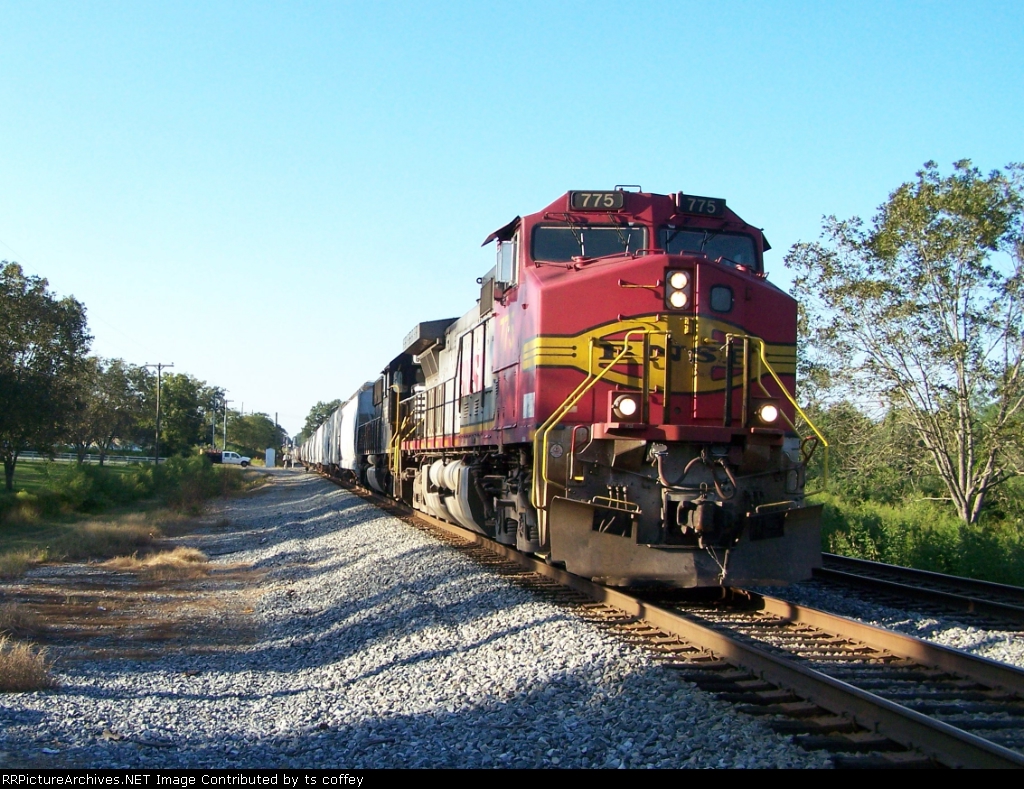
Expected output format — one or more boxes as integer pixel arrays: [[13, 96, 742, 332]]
[[676, 194, 727, 217], [569, 191, 626, 211]]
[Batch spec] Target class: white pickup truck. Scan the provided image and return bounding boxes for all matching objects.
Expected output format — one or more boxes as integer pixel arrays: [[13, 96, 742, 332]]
[[204, 451, 251, 467]]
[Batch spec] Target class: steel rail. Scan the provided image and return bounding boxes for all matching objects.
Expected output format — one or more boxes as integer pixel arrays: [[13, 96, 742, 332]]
[[414, 514, 1024, 767], [322, 475, 1024, 768], [817, 553, 1024, 623], [752, 594, 1024, 697]]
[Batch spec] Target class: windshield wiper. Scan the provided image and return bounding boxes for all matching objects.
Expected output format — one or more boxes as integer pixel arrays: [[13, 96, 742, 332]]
[[662, 228, 721, 255], [699, 229, 720, 252], [608, 220, 642, 253]]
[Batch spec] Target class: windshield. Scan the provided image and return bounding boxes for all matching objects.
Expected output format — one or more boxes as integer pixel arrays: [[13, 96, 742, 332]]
[[658, 228, 757, 268], [532, 225, 648, 262]]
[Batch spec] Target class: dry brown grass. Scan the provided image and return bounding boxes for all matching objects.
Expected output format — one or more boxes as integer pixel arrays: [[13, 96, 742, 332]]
[[0, 603, 42, 637], [57, 519, 155, 559], [0, 635, 57, 692], [0, 550, 45, 580], [104, 547, 210, 580]]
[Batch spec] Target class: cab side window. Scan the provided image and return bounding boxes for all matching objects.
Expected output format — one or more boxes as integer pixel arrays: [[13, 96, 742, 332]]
[[497, 234, 519, 287]]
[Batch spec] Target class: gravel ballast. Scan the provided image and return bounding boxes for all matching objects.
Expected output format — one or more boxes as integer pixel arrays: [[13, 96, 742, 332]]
[[0, 470, 828, 769], [762, 581, 1024, 670]]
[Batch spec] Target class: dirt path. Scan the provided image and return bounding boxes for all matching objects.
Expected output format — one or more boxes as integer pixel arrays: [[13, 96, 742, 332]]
[[1, 479, 276, 665]]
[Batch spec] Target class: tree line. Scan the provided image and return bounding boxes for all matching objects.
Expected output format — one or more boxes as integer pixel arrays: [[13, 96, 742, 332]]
[[0, 262, 286, 492]]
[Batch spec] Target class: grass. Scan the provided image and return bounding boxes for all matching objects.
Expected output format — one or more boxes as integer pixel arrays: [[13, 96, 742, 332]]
[[0, 550, 44, 580], [104, 547, 210, 580], [0, 457, 265, 580], [6, 458, 136, 496], [0, 603, 41, 638], [816, 491, 1024, 586], [0, 509, 177, 578], [0, 635, 56, 692]]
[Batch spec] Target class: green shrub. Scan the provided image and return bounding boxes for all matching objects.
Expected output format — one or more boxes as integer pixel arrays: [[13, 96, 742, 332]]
[[818, 492, 1024, 585], [41, 462, 142, 512], [0, 457, 259, 523]]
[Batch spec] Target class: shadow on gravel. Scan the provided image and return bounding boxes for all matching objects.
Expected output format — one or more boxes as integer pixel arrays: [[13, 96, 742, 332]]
[[2, 661, 792, 769], [0, 472, 820, 770]]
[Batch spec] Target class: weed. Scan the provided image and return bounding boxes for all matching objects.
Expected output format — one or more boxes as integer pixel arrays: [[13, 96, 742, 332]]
[[49, 518, 157, 562], [0, 550, 45, 580], [0, 604, 42, 637], [105, 547, 210, 580], [817, 492, 1024, 585], [0, 635, 57, 692], [1, 457, 263, 525]]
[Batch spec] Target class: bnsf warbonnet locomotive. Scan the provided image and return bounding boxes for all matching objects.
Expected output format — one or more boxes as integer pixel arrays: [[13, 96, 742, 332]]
[[301, 189, 825, 587]]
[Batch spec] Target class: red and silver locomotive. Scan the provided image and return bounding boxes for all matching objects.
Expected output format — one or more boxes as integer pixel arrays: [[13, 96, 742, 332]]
[[301, 188, 824, 587]]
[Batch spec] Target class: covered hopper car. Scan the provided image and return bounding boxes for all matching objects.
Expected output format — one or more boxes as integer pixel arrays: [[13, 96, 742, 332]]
[[301, 188, 825, 587]]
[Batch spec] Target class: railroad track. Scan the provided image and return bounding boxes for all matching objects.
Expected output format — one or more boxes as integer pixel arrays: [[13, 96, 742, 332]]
[[324, 475, 1024, 768], [814, 553, 1024, 627]]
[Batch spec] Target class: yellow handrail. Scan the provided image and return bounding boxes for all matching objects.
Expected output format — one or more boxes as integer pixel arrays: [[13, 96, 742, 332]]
[[531, 328, 657, 513], [390, 385, 419, 495], [726, 333, 829, 487]]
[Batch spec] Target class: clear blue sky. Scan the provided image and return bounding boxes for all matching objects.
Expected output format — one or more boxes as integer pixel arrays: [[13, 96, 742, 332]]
[[2, 1, 1021, 435]]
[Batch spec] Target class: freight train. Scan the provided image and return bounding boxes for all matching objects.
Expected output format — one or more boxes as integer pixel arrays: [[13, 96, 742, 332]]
[[300, 188, 825, 587]]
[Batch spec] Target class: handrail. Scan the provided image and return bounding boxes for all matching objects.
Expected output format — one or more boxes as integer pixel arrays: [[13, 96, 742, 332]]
[[726, 332, 829, 487], [391, 414, 415, 489], [390, 384, 417, 494], [531, 328, 657, 516]]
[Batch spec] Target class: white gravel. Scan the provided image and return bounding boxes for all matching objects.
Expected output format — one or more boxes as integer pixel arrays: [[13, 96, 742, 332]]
[[0, 470, 829, 769], [762, 581, 1024, 669]]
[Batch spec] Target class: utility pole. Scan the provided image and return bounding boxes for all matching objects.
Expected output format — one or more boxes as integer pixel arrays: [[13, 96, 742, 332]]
[[222, 398, 232, 450], [144, 363, 174, 465]]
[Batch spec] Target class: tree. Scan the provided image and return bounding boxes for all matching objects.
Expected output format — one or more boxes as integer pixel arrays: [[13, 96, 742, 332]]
[[803, 400, 928, 504], [65, 358, 149, 464], [66, 356, 103, 463], [788, 160, 1024, 524], [140, 373, 223, 457], [296, 399, 342, 445], [228, 412, 286, 458], [0, 262, 91, 490]]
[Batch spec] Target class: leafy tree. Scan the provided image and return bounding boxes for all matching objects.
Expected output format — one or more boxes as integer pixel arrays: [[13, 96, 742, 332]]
[[65, 358, 149, 464], [788, 161, 1024, 524], [139, 373, 223, 458], [66, 356, 104, 463], [804, 401, 928, 504], [0, 262, 91, 491], [228, 412, 286, 458], [296, 399, 342, 445]]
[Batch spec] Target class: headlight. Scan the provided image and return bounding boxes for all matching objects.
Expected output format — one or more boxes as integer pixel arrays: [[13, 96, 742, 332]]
[[613, 395, 639, 419], [665, 269, 692, 311], [757, 403, 779, 423], [668, 271, 689, 289]]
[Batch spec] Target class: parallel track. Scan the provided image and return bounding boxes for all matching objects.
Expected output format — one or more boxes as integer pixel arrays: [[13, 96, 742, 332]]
[[815, 553, 1024, 627], [320, 473, 1024, 768]]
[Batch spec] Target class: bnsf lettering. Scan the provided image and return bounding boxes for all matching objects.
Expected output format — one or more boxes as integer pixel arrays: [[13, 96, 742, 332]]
[[600, 341, 725, 365]]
